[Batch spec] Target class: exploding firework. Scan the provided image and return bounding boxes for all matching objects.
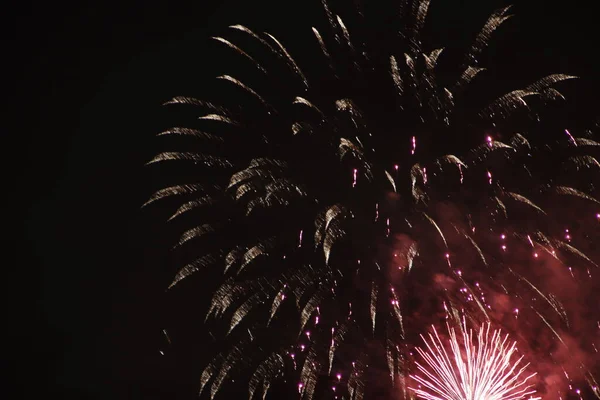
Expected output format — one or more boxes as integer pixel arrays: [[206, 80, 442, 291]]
[[145, 0, 600, 398], [411, 321, 539, 400]]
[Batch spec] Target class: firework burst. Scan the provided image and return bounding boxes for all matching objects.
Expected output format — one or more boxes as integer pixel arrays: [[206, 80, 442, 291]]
[[411, 321, 539, 400], [145, 0, 599, 398]]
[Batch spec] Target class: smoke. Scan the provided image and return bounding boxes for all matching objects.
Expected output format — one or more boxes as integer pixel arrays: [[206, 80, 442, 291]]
[[384, 199, 599, 399], [485, 250, 598, 399]]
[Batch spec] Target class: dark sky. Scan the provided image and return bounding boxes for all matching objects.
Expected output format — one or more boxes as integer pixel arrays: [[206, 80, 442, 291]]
[[12, 0, 598, 399]]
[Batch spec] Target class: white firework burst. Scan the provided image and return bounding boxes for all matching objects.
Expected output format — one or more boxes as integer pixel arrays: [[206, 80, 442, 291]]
[[410, 321, 540, 400]]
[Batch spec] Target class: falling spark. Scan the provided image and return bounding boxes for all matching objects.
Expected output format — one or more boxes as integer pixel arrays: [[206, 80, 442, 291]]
[[410, 322, 540, 400], [527, 235, 534, 248], [352, 168, 358, 187], [299, 229, 304, 247], [412, 136, 417, 155], [487, 170, 493, 185], [162, 329, 171, 345], [565, 129, 577, 146]]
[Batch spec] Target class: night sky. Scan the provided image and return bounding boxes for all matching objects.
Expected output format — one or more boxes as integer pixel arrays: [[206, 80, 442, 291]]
[[13, 0, 598, 399]]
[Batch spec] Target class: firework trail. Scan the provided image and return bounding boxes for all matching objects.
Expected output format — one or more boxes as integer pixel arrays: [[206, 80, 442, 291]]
[[145, 0, 599, 398], [411, 321, 539, 400]]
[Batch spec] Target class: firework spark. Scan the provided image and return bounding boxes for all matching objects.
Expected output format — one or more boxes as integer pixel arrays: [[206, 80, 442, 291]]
[[411, 322, 540, 400], [145, 0, 599, 398]]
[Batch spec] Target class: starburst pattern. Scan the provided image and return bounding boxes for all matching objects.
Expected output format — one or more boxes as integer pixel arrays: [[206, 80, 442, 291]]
[[145, 0, 599, 398], [411, 321, 539, 400]]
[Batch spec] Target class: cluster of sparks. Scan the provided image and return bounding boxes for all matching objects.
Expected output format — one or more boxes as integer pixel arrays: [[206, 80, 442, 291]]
[[145, 0, 600, 398], [410, 322, 540, 400]]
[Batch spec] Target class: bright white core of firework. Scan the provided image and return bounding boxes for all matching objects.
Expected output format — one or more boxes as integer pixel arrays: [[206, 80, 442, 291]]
[[410, 322, 541, 400]]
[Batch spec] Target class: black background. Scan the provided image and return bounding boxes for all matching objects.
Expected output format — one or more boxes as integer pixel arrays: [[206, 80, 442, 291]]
[[11, 0, 598, 399]]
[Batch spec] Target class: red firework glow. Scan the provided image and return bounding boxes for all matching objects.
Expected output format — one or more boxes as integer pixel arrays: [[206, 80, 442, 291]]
[[411, 321, 540, 400]]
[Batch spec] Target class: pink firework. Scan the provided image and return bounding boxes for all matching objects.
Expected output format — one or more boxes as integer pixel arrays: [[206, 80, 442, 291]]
[[410, 322, 540, 400]]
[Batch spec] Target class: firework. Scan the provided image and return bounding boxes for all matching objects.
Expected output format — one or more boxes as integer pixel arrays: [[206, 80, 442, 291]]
[[411, 322, 540, 400], [145, 0, 599, 398]]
